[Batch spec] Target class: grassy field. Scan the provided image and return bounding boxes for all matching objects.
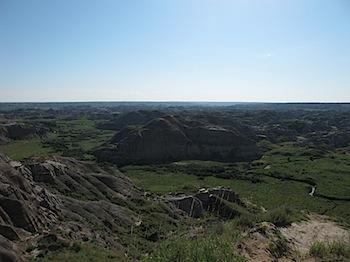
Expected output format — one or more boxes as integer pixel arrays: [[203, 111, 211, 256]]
[[0, 117, 115, 161], [309, 241, 350, 262], [121, 142, 350, 226], [43, 118, 115, 160], [0, 138, 54, 160]]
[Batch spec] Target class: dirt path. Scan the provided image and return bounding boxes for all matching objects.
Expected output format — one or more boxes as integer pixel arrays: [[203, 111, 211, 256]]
[[280, 214, 350, 255]]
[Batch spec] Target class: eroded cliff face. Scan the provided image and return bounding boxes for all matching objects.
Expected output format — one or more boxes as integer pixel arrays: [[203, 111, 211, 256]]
[[94, 115, 263, 165], [0, 154, 186, 261], [0, 154, 61, 261]]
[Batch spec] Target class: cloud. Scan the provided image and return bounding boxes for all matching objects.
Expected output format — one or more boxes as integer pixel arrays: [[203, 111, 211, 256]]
[[257, 52, 274, 60]]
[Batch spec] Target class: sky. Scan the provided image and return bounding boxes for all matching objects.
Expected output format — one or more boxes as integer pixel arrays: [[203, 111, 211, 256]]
[[1, 0, 350, 102]]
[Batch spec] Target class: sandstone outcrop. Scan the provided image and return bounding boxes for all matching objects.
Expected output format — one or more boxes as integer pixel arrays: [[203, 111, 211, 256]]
[[0, 155, 59, 233], [0, 154, 59, 261], [163, 196, 203, 218], [163, 187, 247, 219], [0, 154, 186, 260]]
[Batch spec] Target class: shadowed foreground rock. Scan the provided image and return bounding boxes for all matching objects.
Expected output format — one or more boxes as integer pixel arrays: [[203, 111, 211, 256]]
[[0, 154, 185, 260]]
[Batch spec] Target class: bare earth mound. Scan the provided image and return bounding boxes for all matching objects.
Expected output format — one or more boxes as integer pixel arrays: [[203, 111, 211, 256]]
[[280, 214, 350, 255], [240, 214, 349, 262]]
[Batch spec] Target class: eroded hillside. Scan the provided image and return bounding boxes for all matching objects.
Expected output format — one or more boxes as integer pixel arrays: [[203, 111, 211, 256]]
[[94, 114, 263, 165], [0, 154, 188, 261]]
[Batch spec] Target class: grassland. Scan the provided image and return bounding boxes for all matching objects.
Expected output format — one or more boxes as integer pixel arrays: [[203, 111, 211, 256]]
[[0, 137, 54, 160], [121, 142, 350, 226], [142, 225, 247, 262], [309, 241, 350, 262], [0, 117, 115, 161], [30, 243, 128, 262]]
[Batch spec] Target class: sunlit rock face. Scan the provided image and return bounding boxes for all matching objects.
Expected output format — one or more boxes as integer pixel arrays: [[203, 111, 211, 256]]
[[94, 115, 263, 165], [163, 187, 245, 219]]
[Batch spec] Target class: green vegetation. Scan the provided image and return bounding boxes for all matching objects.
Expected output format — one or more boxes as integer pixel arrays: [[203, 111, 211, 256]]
[[0, 117, 115, 161], [32, 205, 303, 262], [0, 138, 54, 160], [233, 205, 306, 228], [42, 118, 115, 160], [32, 243, 128, 262], [309, 241, 350, 262], [121, 142, 350, 226], [142, 206, 300, 261], [142, 221, 246, 262]]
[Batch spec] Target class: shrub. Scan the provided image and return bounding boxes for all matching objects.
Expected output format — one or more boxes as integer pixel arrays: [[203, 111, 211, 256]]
[[264, 206, 294, 227]]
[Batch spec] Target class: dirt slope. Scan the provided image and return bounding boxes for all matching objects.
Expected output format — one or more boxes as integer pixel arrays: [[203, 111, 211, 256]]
[[280, 214, 349, 255], [241, 214, 349, 262]]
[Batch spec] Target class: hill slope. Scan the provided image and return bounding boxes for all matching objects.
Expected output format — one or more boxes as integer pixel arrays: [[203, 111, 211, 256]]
[[94, 115, 262, 165]]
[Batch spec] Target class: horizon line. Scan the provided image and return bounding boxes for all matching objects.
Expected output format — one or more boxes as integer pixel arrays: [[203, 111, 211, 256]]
[[0, 101, 350, 104]]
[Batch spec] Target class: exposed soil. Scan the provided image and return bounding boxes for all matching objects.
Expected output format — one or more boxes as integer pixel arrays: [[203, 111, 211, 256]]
[[280, 214, 350, 255], [241, 214, 349, 262]]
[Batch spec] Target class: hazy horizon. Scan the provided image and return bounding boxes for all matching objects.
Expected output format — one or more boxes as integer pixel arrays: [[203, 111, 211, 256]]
[[1, 101, 350, 105], [1, 0, 350, 103]]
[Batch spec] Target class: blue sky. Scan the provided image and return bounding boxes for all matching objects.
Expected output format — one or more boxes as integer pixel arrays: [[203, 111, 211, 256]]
[[1, 0, 349, 102]]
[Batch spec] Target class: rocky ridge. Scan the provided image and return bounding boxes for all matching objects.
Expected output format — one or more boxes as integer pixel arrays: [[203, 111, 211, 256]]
[[0, 154, 159, 260]]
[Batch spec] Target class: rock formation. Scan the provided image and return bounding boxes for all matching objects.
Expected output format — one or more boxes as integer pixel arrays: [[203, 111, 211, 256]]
[[94, 115, 263, 165], [97, 110, 166, 131], [0, 154, 59, 261], [0, 123, 48, 145], [0, 154, 185, 260], [163, 187, 247, 219]]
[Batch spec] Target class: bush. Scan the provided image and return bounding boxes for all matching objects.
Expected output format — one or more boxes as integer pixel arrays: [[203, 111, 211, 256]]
[[264, 206, 294, 227]]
